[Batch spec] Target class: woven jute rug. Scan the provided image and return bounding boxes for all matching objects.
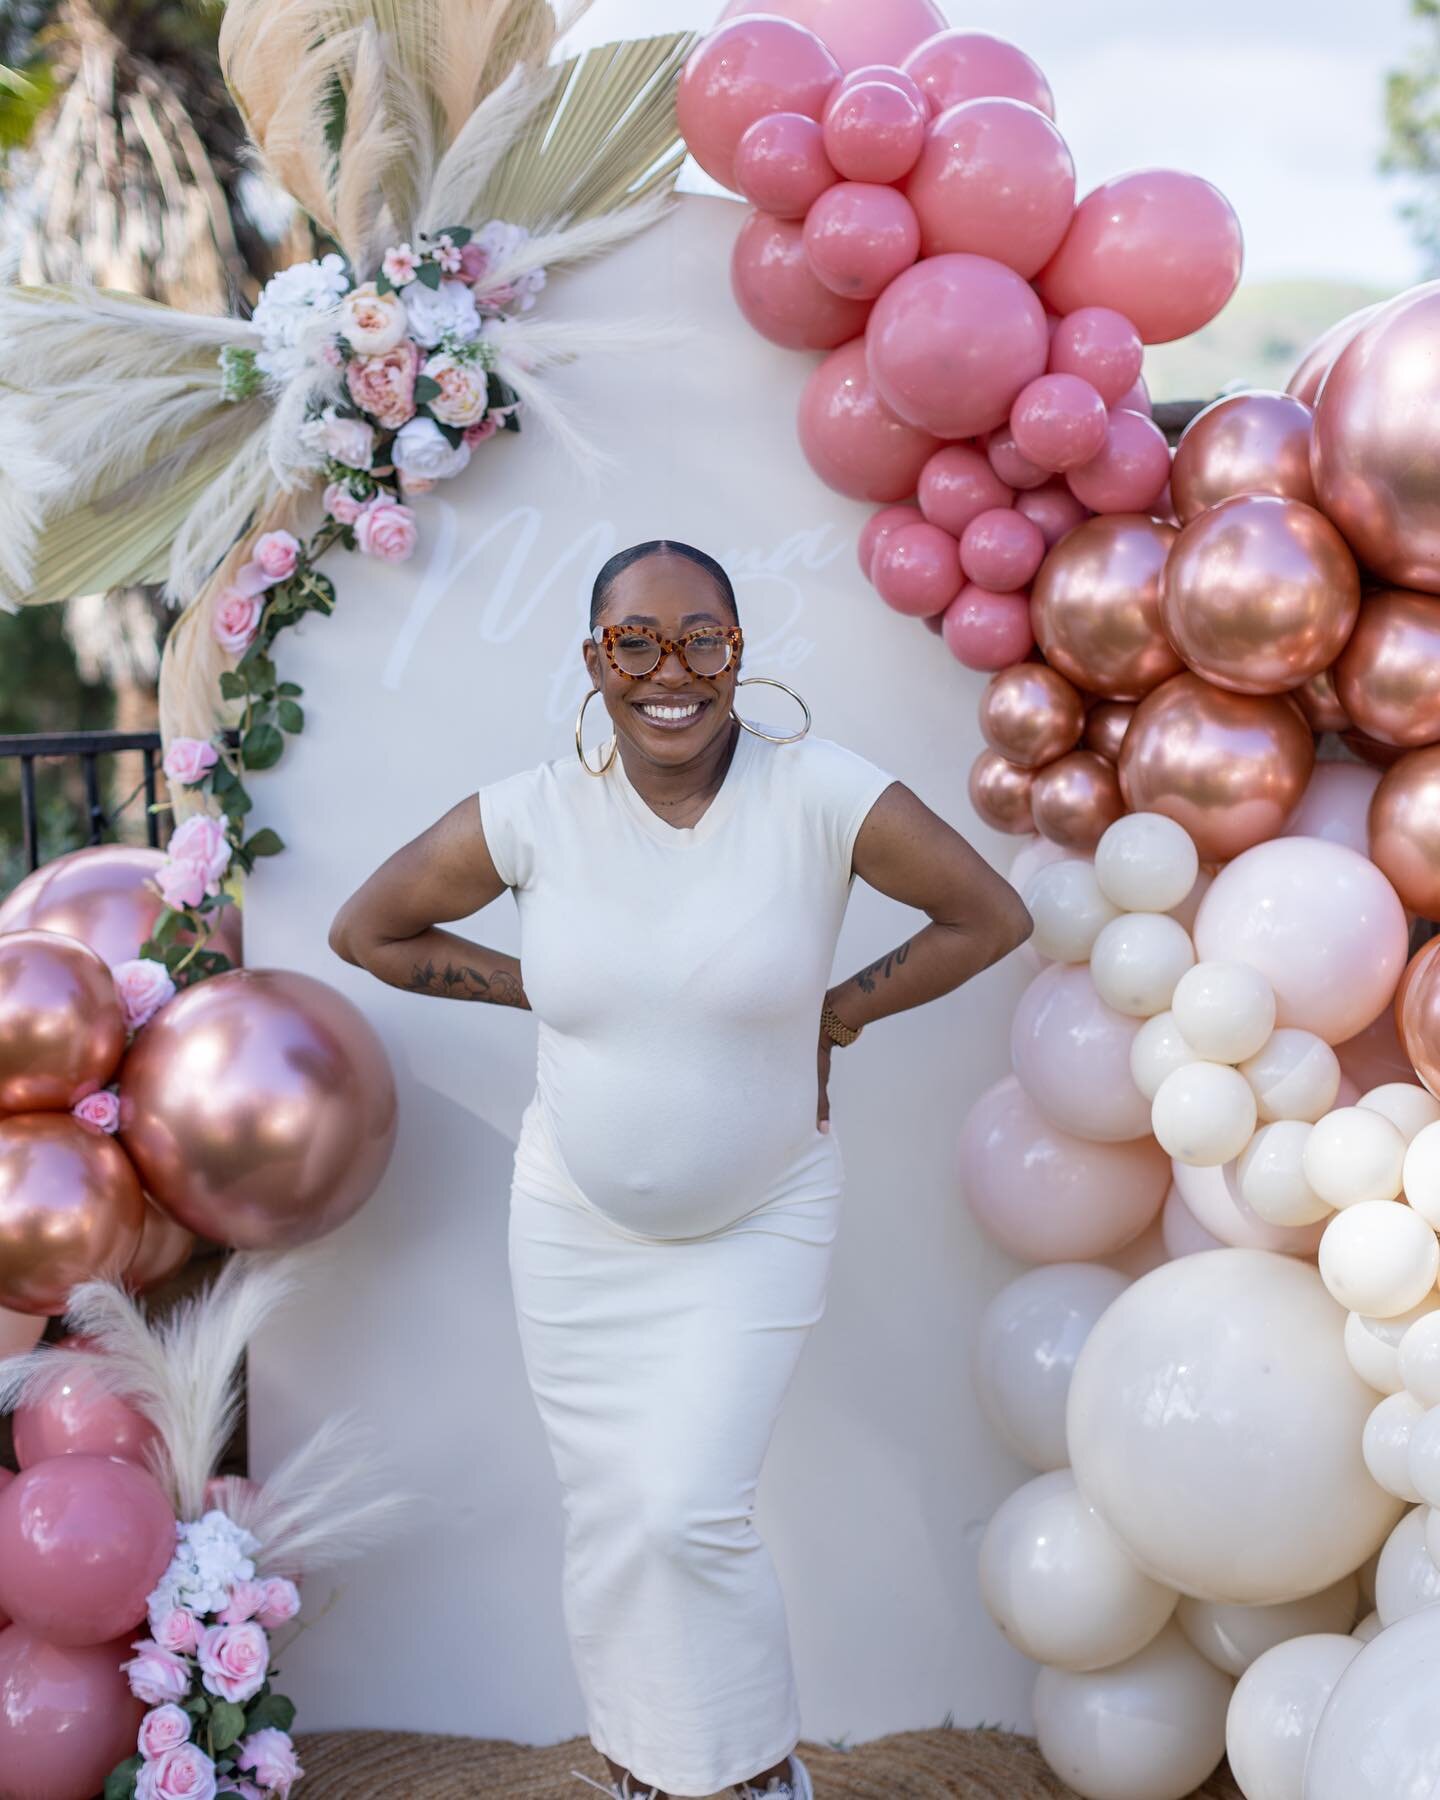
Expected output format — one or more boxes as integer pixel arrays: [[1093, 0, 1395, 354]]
[[291, 1726, 1246, 1798]]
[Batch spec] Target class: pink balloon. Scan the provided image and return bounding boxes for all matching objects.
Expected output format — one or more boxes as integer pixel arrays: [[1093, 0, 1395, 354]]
[[824, 63, 926, 116], [858, 502, 923, 577], [986, 426, 1050, 490], [733, 111, 837, 217], [1048, 306, 1145, 406], [797, 335, 941, 500], [802, 181, 920, 298], [960, 1074, 1169, 1262], [1282, 760, 1381, 860], [1037, 169, 1244, 345], [13, 1334, 160, 1471], [1161, 1184, 1225, 1259], [871, 520, 962, 615], [730, 209, 872, 349], [1116, 372, 1152, 417], [959, 507, 1045, 592], [917, 444, 1013, 535], [1009, 372, 1108, 471], [1335, 1005, 1419, 1095], [677, 16, 842, 189], [941, 584, 1035, 669], [719, 0, 947, 75], [0, 1454, 174, 1646], [821, 77, 927, 182], [1016, 478, 1090, 547], [865, 252, 1048, 438], [0, 1624, 147, 1800], [1065, 409, 1171, 513], [901, 29, 1056, 120], [0, 1305, 45, 1358], [1169, 1159, 1324, 1258], [1011, 963, 1154, 1141], [904, 97, 1075, 277]]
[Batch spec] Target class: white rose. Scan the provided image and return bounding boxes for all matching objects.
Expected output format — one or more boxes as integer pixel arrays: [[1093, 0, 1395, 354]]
[[337, 282, 409, 355], [403, 278, 480, 348], [252, 253, 350, 381], [392, 416, 472, 482], [422, 352, 488, 427]]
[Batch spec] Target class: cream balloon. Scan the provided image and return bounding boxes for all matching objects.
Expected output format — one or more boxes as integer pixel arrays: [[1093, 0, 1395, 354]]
[[1238, 1121, 1331, 1227], [1301, 1108, 1406, 1209], [1318, 1202, 1440, 1317], [1404, 1401, 1440, 1507], [1225, 1633, 1362, 1800], [1345, 1297, 1440, 1396], [1093, 812, 1200, 913], [1152, 1062, 1258, 1167], [1362, 1392, 1426, 1501], [1023, 858, 1120, 963], [1398, 1310, 1440, 1406], [1304, 1604, 1440, 1800], [1427, 1503, 1440, 1571], [1355, 1549, 1379, 1611], [1240, 1029, 1342, 1124], [1178, 1577, 1360, 1678], [1373, 1503, 1440, 1625], [980, 1469, 1179, 1672], [1351, 1608, 1382, 1641], [1168, 863, 1212, 935], [1090, 913, 1196, 1018], [1161, 1183, 1226, 1259], [1171, 1156, 1326, 1256], [1170, 961, 1277, 1065], [1129, 1012, 1200, 1102], [1010, 963, 1154, 1142], [1400, 1120, 1440, 1230], [1359, 1082, 1440, 1144]]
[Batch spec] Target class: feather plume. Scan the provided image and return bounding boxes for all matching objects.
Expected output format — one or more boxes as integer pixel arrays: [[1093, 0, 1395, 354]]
[[416, 59, 557, 241]]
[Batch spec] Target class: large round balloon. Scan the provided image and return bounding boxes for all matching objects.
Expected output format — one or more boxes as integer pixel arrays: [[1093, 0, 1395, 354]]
[[1312, 281, 1440, 594], [901, 29, 1056, 120], [1285, 302, 1381, 406], [719, 0, 947, 74], [1159, 495, 1360, 695], [1304, 1604, 1440, 1800], [0, 1114, 145, 1315], [1118, 674, 1316, 863], [1370, 746, 1440, 921], [1225, 1633, 1362, 1800], [0, 930, 124, 1115], [118, 967, 398, 1249], [1036, 169, 1243, 345], [1068, 1250, 1402, 1603], [1193, 837, 1408, 1045], [1333, 586, 1440, 748], [0, 1624, 147, 1800], [677, 16, 842, 189], [797, 335, 941, 501], [1029, 515, 1180, 701], [1169, 390, 1316, 522], [864, 251, 1049, 438], [12, 1334, 159, 1470], [1398, 936, 1440, 1101], [731, 208, 872, 349], [1011, 963, 1153, 1141]]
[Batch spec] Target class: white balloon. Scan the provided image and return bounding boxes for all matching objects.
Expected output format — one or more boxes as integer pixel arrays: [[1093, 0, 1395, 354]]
[[1318, 1202, 1440, 1318], [1304, 1605, 1440, 1800], [1401, 1120, 1440, 1231], [1025, 858, 1121, 964], [1178, 1576, 1360, 1677], [1406, 1403, 1440, 1509], [972, 1263, 1128, 1473], [1241, 1029, 1343, 1124], [1172, 1157, 1325, 1256], [1129, 1011, 1200, 1102], [1354, 1547, 1380, 1611], [1091, 912, 1196, 1018], [1152, 1062, 1258, 1167], [980, 1469, 1178, 1671], [1161, 1183, 1225, 1259], [1360, 1082, 1440, 1145], [1426, 1504, 1440, 1571], [1094, 812, 1200, 914], [1068, 1251, 1401, 1604], [1033, 1621, 1231, 1800], [1374, 1503, 1440, 1626], [1350, 1608, 1382, 1641], [1170, 960, 1277, 1065], [1011, 963, 1153, 1142], [1363, 1392, 1426, 1502], [1009, 833, 1074, 894], [1346, 1310, 1407, 1395], [1399, 1310, 1440, 1407], [1239, 1122, 1331, 1227], [1301, 1107, 1407, 1209], [1225, 1633, 1361, 1800]]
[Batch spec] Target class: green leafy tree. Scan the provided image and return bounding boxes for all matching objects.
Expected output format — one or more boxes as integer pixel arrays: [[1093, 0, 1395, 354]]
[[1385, 0, 1440, 272]]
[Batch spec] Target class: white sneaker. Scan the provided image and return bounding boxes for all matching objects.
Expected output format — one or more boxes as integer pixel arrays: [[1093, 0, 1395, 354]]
[[736, 1752, 814, 1799], [570, 1769, 660, 1800]]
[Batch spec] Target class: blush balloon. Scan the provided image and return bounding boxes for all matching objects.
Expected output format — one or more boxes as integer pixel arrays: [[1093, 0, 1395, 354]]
[[1048, 307, 1145, 406], [901, 29, 1056, 120], [797, 335, 941, 500], [857, 502, 923, 578], [1334, 588, 1440, 748], [719, 0, 948, 75], [1010, 373, 1108, 472], [12, 1334, 160, 1470], [732, 111, 837, 218], [987, 426, 1050, 490], [677, 16, 842, 189], [1038, 170, 1244, 345], [1065, 409, 1172, 514], [1170, 391, 1317, 522], [871, 520, 962, 615], [824, 65, 927, 115], [959, 506, 1045, 592], [970, 749, 1037, 834], [1116, 372, 1153, 417], [944, 586, 1035, 671], [980, 664, 1086, 768], [1283, 761, 1381, 861], [802, 181, 920, 298], [0, 931, 125, 1116], [1031, 751, 1127, 852], [0, 1625, 147, 1800], [1287, 303, 1383, 407], [1029, 515, 1181, 700], [821, 78, 927, 183], [730, 209, 872, 349], [1016, 478, 1090, 547], [917, 444, 1014, 535]]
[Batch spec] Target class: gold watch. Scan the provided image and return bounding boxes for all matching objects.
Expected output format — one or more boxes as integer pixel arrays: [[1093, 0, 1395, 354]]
[[821, 1002, 861, 1047]]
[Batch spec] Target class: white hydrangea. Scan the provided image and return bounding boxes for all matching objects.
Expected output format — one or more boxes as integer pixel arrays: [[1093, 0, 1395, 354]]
[[252, 252, 351, 381], [147, 1509, 262, 1626], [403, 277, 481, 348], [392, 416, 472, 483], [473, 219, 546, 311]]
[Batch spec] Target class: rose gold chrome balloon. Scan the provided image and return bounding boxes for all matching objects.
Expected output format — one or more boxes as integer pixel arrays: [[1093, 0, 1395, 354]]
[[1286, 304, 1380, 407], [1030, 515, 1181, 701], [1396, 938, 1440, 1041], [1295, 669, 1351, 734], [969, 749, 1036, 835], [1313, 283, 1440, 594], [0, 931, 125, 1115], [1341, 730, 1408, 769], [0, 845, 242, 970], [1118, 672, 1316, 863], [118, 969, 398, 1250], [1334, 587, 1440, 747], [1399, 937, 1440, 1101], [978, 664, 1085, 769], [1083, 700, 1136, 762], [1369, 747, 1440, 921], [1160, 495, 1360, 695], [0, 1114, 145, 1314], [1170, 391, 1316, 522], [123, 1197, 195, 1294], [1030, 750, 1125, 851]]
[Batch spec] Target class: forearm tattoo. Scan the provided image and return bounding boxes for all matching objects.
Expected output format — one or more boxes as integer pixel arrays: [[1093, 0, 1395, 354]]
[[854, 940, 911, 994], [406, 959, 528, 1007]]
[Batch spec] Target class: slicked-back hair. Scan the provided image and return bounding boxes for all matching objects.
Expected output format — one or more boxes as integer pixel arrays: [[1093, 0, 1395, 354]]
[[588, 540, 739, 632]]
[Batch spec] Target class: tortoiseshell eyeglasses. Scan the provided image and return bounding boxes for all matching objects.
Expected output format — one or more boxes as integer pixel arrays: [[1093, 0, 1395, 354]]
[[592, 623, 744, 680]]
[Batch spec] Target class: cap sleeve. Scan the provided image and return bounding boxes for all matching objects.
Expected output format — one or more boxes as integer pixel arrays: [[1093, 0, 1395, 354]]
[[476, 765, 546, 891], [802, 736, 899, 876]]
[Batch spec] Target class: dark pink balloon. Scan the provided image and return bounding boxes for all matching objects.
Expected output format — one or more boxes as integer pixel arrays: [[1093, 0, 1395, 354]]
[[1037, 170, 1244, 345], [1048, 306, 1145, 406], [718, 0, 947, 75], [942, 585, 1036, 669], [825, 63, 926, 116], [986, 426, 1050, 490], [904, 97, 1075, 277], [1010, 372, 1108, 472], [677, 16, 842, 189], [917, 445, 1013, 536], [1116, 372, 1152, 417], [1017, 478, 1091, 547], [865, 251, 1049, 437], [858, 502, 924, 577], [872, 521, 963, 615], [1066, 409, 1172, 514], [0, 1454, 174, 1646], [733, 112, 837, 218], [822, 78, 927, 182], [803, 181, 920, 297], [731, 209, 872, 348], [960, 507, 1046, 592], [797, 335, 942, 500], [13, 1335, 159, 1471], [0, 1625, 147, 1800], [901, 29, 1056, 120]]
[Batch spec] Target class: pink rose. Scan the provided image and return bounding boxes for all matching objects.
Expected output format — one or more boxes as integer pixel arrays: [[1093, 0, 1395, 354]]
[[323, 482, 365, 525], [354, 496, 418, 562], [156, 859, 208, 910], [457, 241, 490, 284], [421, 350, 487, 427], [122, 1640, 193, 1707], [345, 340, 420, 430], [212, 589, 263, 655], [153, 1607, 204, 1656], [138, 1703, 193, 1759], [338, 281, 408, 355], [163, 738, 219, 786], [236, 1728, 303, 1797], [113, 958, 178, 1032], [253, 530, 300, 583], [229, 561, 273, 599], [72, 1089, 120, 1133], [167, 813, 232, 889], [217, 1578, 267, 1625], [197, 1621, 268, 1704], [255, 1576, 301, 1629], [136, 1742, 217, 1800], [463, 416, 499, 448]]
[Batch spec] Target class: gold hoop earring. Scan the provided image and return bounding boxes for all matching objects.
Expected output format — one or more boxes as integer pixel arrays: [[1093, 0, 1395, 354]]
[[732, 677, 812, 744], [575, 686, 617, 775]]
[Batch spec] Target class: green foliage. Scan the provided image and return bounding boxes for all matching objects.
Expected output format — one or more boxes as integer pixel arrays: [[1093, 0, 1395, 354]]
[[1384, 0, 1440, 272]]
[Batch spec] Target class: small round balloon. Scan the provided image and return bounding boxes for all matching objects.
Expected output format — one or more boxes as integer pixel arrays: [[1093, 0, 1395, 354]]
[[1029, 514, 1181, 701], [1016, 477, 1091, 548], [1169, 390, 1316, 522], [978, 664, 1085, 769], [732, 111, 837, 218], [917, 444, 1013, 536], [958, 507, 1045, 592], [12, 1335, 160, 1470], [968, 749, 1035, 835], [1009, 373, 1108, 473], [0, 1624, 147, 1800], [801, 180, 920, 299], [821, 78, 927, 183], [1048, 307, 1144, 406], [0, 1114, 145, 1315], [731, 209, 872, 349], [1334, 586, 1440, 748], [677, 16, 842, 189], [797, 335, 940, 501], [1065, 408, 1172, 514], [943, 587, 1035, 671], [1030, 751, 1126, 853], [0, 931, 125, 1115], [901, 29, 1055, 119], [870, 520, 962, 616]]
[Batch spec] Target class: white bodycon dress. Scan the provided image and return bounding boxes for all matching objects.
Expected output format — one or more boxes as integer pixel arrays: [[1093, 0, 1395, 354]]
[[478, 726, 896, 1797]]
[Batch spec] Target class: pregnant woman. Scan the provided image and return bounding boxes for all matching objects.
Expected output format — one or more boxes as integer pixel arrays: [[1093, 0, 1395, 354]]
[[329, 540, 1032, 1800]]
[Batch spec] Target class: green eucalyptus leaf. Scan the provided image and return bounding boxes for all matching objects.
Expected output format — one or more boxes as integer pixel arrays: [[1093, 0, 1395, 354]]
[[277, 699, 305, 735], [245, 1691, 297, 1733], [277, 681, 303, 697], [219, 670, 247, 700], [240, 723, 284, 771], [243, 828, 285, 858]]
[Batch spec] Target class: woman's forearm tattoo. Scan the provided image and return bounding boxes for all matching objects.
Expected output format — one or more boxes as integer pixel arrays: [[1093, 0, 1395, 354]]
[[407, 959, 528, 1006], [855, 940, 911, 993]]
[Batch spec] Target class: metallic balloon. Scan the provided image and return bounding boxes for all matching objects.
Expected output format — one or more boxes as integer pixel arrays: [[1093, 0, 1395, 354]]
[[1160, 495, 1360, 695], [118, 968, 398, 1250], [1083, 700, 1136, 763], [1399, 936, 1440, 1101], [12, 1333, 160, 1469], [1396, 938, 1440, 1042], [969, 749, 1036, 835], [1334, 586, 1440, 747], [123, 1197, 196, 1294], [1295, 668, 1351, 734], [1029, 515, 1181, 701], [1341, 731, 1408, 770], [0, 1114, 145, 1315], [1313, 282, 1440, 593], [1030, 750, 1126, 851], [1370, 747, 1440, 921], [1118, 672, 1317, 863], [1285, 303, 1380, 407], [0, 931, 125, 1115], [978, 663, 1086, 768], [1170, 390, 1316, 523]]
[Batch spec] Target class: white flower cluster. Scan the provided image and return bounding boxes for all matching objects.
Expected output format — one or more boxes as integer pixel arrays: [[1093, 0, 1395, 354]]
[[147, 1510, 263, 1627], [403, 279, 483, 349], [252, 253, 351, 382], [472, 219, 547, 311]]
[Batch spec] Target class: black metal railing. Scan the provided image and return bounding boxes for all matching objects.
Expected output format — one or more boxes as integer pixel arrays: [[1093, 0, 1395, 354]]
[[0, 729, 168, 874]]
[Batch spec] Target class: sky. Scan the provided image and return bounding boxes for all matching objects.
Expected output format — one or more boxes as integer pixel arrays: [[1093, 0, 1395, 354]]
[[559, 0, 1430, 290]]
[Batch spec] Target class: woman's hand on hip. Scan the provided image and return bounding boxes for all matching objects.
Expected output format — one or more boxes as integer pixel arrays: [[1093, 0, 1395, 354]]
[[816, 1026, 833, 1132]]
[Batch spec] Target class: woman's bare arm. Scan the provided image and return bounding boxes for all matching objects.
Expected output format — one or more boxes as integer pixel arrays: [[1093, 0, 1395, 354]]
[[327, 795, 531, 1007]]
